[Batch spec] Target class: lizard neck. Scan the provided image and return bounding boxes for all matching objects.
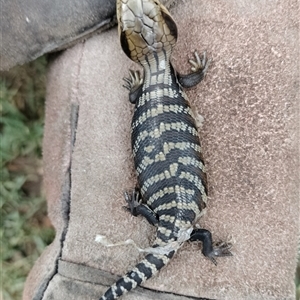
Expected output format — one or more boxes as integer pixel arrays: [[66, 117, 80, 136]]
[[141, 49, 173, 89]]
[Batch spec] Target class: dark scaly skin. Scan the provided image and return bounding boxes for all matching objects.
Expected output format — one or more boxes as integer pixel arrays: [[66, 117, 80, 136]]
[[100, 1, 232, 299]]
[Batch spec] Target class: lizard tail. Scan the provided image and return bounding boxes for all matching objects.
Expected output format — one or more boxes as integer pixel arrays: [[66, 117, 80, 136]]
[[100, 251, 175, 300]]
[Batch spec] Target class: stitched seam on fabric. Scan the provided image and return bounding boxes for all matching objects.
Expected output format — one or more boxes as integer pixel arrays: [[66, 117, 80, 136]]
[[35, 43, 84, 300], [58, 269, 215, 300]]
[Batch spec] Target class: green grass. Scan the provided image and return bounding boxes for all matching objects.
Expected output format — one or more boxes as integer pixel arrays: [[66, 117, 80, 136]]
[[1, 56, 55, 300]]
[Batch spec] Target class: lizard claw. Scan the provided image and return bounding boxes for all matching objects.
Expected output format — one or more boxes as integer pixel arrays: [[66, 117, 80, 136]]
[[188, 51, 210, 74], [123, 188, 141, 216], [208, 242, 233, 265], [123, 70, 142, 91]]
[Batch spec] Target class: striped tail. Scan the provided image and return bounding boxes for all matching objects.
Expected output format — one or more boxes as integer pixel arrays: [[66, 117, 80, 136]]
[[100, 251, 175, 300]]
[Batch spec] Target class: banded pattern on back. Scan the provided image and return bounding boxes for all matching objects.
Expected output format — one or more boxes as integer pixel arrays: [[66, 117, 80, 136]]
[[132, 51, 207, 242]]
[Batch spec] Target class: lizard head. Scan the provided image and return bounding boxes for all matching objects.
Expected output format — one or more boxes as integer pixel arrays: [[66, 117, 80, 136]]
[[117, 0, 178, 64]]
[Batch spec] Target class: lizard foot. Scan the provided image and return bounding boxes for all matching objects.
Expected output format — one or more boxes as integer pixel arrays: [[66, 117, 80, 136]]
[[188, 50, 210, 74]]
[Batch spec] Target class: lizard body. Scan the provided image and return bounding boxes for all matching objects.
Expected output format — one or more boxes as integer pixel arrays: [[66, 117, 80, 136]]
[[100, 1, 231, 299]]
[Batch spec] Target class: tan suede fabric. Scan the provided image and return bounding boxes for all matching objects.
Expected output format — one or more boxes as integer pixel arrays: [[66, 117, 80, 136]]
[[24, 0, 299, 299]]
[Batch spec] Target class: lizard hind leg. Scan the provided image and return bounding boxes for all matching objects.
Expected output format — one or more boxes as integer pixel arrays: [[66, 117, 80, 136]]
[[189, 228, 232, 265], [124, 188, 159, 226]]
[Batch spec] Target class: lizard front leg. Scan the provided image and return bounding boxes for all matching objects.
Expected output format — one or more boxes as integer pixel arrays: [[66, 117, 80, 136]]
[[177, 51, 210, 88], [123, 70, 143, 104]]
